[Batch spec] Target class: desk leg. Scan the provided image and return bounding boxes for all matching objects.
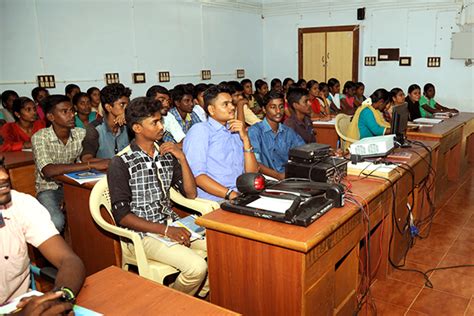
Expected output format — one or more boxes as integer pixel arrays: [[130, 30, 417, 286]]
[[447, 142, 461, 182], [467, 133, 474, 163]]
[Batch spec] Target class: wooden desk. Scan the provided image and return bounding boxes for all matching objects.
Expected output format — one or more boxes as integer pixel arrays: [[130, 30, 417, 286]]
[[407, 116, 467, 205], [313, 120, 338, 149], [196, 144, 435, 316], [451, 112, 474, 170], [77, 266, 239, 315], [57, 176, 118, 276], [4, 151, 36, 196]]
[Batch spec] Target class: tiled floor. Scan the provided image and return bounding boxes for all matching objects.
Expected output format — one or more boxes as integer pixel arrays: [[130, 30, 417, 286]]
[[362, 163, 474, 315]]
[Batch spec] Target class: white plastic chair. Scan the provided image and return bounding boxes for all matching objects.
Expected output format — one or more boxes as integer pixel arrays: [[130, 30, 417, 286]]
[[335, 114, 358, 152]]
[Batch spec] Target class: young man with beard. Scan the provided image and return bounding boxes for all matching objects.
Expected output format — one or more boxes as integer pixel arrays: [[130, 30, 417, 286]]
[[107, 97, 209, 297], [248, 91, 305, 180], [0, 155, 85, 311], [32, 95, 108, 231], [183, 84, 258, 201]]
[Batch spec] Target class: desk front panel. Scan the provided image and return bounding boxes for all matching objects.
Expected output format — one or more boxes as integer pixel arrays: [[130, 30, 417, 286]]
[[313, 123, 338, 149]]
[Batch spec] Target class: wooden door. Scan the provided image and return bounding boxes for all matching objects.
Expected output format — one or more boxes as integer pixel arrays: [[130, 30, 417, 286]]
[[302, 32, 326, 82], [299, 26, 359, 83], [326, 31, 354, 85]]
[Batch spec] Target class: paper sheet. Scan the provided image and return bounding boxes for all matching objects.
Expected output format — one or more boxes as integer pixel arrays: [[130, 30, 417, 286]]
[[246, 196, 294, 214]]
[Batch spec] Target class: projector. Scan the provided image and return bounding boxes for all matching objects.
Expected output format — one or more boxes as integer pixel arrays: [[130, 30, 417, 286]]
[[349, 135, 395, 158]]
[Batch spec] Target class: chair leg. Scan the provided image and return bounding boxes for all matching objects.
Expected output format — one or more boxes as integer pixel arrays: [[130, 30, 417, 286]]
[[122, 263, 129, 271]]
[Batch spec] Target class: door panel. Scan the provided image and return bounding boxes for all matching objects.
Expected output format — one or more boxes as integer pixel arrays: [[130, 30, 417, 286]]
[[326, 31, 353, 85], [302, 32, 326, 82]]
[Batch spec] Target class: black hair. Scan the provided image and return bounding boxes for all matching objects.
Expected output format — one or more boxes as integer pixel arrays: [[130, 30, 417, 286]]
[[185, 83, 195, 91], [87, 87, 100, 96], [263, 90, 284, 107], [225, 81, 244, 95], [355, 82, 365, 90], [270, 78, 282, 89], [125, 97, 162, 131], [255, 79, 267, 91], [240, 79, 251, 87], [423, 83, 435, 94], [307, 80, 318, 90], [369, 89, 390, 105], [170, 84, 193, 103], [318, 82, 328, 91], [12, 97, 35, 121], [287, 88, 308, 109], [296, 79, 307, 88], [72, 92, 90, 106], [193, 83, 208, 99], [408, 84, 421, 94], [342, 81, 356, 94], [65, 84, 80, 95], [327, 78, 340, 89], [146, 85, 169, 98], [390, 87, 403, 100], [283, 77, 294, 87], [41, 94, 71, 115], [203, 84, 231, 114], [100, 83, 132, 113], [1, 90, 19, 106], [31, 87, 48, 102]]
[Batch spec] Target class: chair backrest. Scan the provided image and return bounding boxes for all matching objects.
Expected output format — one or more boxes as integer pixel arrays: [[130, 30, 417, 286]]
[[89, 177, 154, 279], [335, 114, 357, 152]]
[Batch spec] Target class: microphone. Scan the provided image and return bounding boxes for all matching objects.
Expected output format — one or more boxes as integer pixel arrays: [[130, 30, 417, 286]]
[[236, 173, 266, 195]]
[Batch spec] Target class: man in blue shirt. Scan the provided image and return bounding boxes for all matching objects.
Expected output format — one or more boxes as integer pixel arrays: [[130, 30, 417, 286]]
[[183, 85, 258, 201], [249, 91, 305, 180], [81, 83, 131, 161]]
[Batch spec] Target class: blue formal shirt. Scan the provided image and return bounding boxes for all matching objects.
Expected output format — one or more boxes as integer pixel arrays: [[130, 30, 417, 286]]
[[183, 117, 244, 201], [358, 108, 386, 139], [248, 118, 305, 173]]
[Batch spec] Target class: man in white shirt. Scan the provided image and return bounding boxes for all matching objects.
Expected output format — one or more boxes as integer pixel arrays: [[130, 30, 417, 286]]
[[0, 155, 85, 312]]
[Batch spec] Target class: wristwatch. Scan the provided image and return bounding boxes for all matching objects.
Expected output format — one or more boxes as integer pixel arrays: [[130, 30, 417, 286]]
[[54, 286, 76, 303], [224, 188, 233, 200]]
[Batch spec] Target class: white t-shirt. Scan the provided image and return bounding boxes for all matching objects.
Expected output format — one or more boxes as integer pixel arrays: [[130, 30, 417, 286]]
[[163, 113, 186, 143], [193, 105, 207, 122], [0, 191, 58, 304]]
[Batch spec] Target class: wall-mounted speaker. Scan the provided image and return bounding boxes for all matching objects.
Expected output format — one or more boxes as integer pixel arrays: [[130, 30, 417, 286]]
[[357, 7, 365, 20]]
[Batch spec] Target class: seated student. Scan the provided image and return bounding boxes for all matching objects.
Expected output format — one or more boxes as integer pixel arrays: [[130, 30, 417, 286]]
[[296, 79, 307, 89], [347, 89, 391, 140], [241, 78, 264, 119], [184, 84, 258, 201], [354, 82, 366, 108], [31, 86, 49, 122], [108, 97, 208, 297], [73, 92, 96, 128], [1, 90, 18, 123], [226, 81, 261, 126], [1, 97, 46, 152], [327, 78, 341, 114], [340, 81, 357, 115], [65, 84, 80, 101], [249, 91, 304, 180], [32, 95, 108, 231], [284, 88, 315, 143], [162, 85, 201, 143], [282, 77, 295, 94], [316, 82, 331, 116], [0, 156, 85, 308], [193, 83, 208, 122], [87, 86, 103, 116], [81, 83, 131, 161], [146, 85, 185, 145], [307, 80, 322, 116], [406, 84, 422, 121], [254, 79, 269, 108], [270, 78, 283, 93], [384, 88, 406, 122], [419, 83, 458, 117]]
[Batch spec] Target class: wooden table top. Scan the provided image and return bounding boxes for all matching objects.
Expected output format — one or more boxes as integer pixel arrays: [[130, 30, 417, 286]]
[[407, 115, 468, 138], [55, 174, 98, 190], [3, 151, 34, 169], [77, 266, 239, 316], [196, 141, 438, 253]]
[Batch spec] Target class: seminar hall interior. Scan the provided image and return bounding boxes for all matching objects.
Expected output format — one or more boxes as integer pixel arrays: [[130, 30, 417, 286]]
[[1, 0, 474, 315]]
